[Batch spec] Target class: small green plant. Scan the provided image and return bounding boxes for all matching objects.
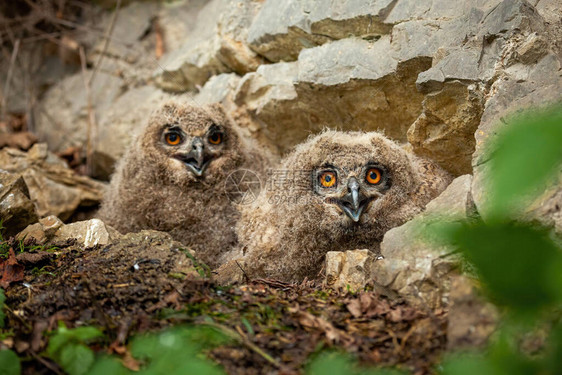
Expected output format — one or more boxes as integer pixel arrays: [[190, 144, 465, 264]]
[[432, 105, 562, 374], [306, 352, 405, 375], [0, 349, 21, 375], [47, 323, 104, 375], [0, 288, 20, 375]]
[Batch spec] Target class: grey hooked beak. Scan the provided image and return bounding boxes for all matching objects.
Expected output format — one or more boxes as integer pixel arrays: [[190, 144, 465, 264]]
[[175, 137, 211, 177], [336, 177, 372, 222]]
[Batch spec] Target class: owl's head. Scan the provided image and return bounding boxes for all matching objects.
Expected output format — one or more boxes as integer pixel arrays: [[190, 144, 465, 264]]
[[140, 102, 244, 185], [273, 130, 419, 233]]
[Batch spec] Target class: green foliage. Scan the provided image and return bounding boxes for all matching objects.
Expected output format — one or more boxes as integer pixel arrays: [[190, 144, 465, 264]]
[[485, 106, 562, 219], [130, 326, 229, 375], [307, 352, 405, 375], [0, 288, 6, 328], [47, 323, 104, 375], [433, 104, 562, 374], [436, 221, 562, 314], [0, 220, 10, 259], [0, 349, 21, 375]]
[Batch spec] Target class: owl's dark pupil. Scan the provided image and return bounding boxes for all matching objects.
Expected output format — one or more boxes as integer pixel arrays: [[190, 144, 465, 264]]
[[211, 134, 219, 141], [169, 134, 178, 142], [325, 175, 332, 182], [370, 172, 376, 179]]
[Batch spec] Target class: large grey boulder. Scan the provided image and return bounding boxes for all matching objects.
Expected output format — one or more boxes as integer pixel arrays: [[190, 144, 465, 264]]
[[235, 36, 429, 153], [471, 53, 562, 230], [94, 85, 175, 179], [155, 0, 264, 92], [34, 71, 125, 154], [247, 0, 395, 62], [370, 175, 476, 308]]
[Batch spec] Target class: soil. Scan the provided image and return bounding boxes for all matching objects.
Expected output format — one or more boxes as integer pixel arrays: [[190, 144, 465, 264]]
[[3, 231, 448, 375]]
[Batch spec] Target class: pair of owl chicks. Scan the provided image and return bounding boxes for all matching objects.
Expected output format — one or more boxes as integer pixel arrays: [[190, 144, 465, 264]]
[[99, 102, 451, 282]]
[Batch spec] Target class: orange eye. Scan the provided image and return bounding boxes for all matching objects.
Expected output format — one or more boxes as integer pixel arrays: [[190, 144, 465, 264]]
[[319, 171, 337, 188], [208, 132, 222, 145], [165, 132, 181, 146], [366, 168, 382, 185]]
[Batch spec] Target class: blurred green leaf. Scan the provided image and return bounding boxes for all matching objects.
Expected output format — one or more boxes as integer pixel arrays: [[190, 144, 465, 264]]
[[543, 323, 562, 374], [47, 324, 103, 358], [307, 352, 405, 375], [59, 344, 95, 375], [131, 326, 227, 375], [0, 349, 21, 375], [486, 106, 562, 217], [86, 356, 131, 375], [47, 324, 104, 375], [0, 288, 6, 328], [436, 220, 562, 313], [440, 328, 540, 375]]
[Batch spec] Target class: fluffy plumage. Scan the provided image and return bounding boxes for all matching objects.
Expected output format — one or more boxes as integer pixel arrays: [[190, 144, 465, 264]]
[[230, 130, 452, 282], [98, 102, 270, 268]]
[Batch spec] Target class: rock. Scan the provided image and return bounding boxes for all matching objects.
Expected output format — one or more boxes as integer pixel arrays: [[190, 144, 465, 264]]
[[194, 73, 241, 105], [384, 0, 501, 23], [52, 218, 119, 248], [0, 144, 105, 221], [87, 2, 161, 86], [93, 85, 175, 179], [34, 71, 125, 153], [325, 250, 375, 291], [408, 82, 485, 175], [0, 132, 38, 151], [446, 275, 498, 350], [235, 37, 430, 153], [0, 172, 38, 237], [159, 0, 209, 53], [371, 175, 475, 308], [16, 215, 63, 245], [472, 53, 562, 224], [155, 0, 263, 92], [247, 0, 395, 62]]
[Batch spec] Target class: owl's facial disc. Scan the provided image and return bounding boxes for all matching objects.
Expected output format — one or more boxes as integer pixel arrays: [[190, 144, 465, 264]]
[[335, 177, 373, 222], [164, 125, 225, 178], [176, 137, 212, 177]]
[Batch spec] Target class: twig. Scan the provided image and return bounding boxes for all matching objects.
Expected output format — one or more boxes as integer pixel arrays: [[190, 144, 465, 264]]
[[201, 321, 281, 368], [28, 350, 64, 375], [5, 305, 33, 331], [235, 260, 249, 283], [1, 39, 20, 122], [78, 46, 96, 176], [89, 0, 122, 86]]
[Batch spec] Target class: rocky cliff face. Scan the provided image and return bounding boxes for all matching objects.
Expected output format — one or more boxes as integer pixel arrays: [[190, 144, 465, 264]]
[[28, 0, 561, 180]]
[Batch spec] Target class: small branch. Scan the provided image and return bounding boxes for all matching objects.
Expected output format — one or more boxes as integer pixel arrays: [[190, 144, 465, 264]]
[[78, 47, 96, 176], [28, 350, 64, 375], [1, 39, 20, 122], [89, 0, 122, 86], [201, 321, 281, 368]]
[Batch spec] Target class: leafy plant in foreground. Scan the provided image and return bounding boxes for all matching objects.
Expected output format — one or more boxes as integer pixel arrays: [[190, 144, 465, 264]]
[[434, 106, 562, 374]]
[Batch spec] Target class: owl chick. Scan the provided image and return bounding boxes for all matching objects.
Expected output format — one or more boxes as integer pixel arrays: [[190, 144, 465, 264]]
[[230, 130, 452, 282], [98, 102, 270, 268]]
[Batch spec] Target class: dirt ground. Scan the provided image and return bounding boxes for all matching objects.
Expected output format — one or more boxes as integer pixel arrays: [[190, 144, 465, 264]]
[[3, 231, 447, 375]]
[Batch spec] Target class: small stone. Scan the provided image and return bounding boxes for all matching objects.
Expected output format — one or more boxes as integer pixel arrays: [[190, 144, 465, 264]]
[[0, 171, 38, 237], [325, 250, 374, 291], [53, 219, 118, 248]]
